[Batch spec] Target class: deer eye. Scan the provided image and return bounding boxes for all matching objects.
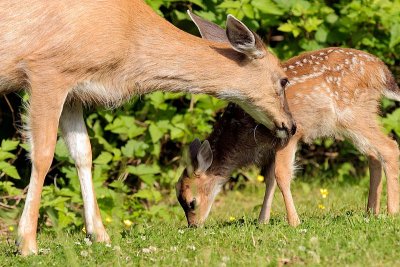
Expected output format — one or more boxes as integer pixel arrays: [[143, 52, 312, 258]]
[[280, 78, 289, 88], [189, 198, 197, 210]]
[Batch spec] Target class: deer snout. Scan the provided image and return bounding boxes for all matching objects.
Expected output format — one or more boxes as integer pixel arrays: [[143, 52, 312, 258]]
[[275, 120, 296, 139], [186, 212, 202, 228]]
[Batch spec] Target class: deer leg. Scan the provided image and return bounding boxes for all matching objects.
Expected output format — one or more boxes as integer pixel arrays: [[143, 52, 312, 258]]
[[376, 138, 399, 214], [350, 125, 399, 215], [258, 160, 276, 224], [60, 102, 110, 243], [275, 139, 300, 226], [367, 155, 383, 214], [17, 82, 68, 256]]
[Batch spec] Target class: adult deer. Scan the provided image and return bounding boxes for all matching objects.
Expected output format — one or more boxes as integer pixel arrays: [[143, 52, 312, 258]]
[[0, 1, 294, 255], [176, 47, 400, 227]]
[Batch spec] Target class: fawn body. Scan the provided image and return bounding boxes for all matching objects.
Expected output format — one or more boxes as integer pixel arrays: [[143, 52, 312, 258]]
[[176, 47, 400, 227], [0, 1, 294, 255]]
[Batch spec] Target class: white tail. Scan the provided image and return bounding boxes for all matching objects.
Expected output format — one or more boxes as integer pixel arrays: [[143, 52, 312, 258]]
[[0, 1, 295, 255], [176, 47, 400, 227]]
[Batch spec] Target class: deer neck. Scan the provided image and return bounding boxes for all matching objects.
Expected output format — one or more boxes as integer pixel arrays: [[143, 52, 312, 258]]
[[125, 10, 246, 96]]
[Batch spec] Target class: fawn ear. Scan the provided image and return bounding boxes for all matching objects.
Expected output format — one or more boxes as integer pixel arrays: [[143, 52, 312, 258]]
[[187, 10, 229, 43], [189, 138, 202, 165], [196, 140, 213, 174], [226, 15, 266, 59]]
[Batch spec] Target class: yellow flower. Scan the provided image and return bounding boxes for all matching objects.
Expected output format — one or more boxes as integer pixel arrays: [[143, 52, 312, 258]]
[[82, 227, 86, 234], [123, 219, 133, 227], [318, 204, 325, 210], [229, 216, 236, 222], [105, 216, 112, 223], [8, 226, 14, 232], [320, 188, 329, 198], [257, 175, 264, 182]]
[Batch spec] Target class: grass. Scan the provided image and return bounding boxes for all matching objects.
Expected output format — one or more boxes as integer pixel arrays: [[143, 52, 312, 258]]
[[2, 178, 400, 266]]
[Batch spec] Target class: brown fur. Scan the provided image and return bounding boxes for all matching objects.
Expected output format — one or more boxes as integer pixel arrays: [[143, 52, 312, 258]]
[[176, 47, 400, 227]]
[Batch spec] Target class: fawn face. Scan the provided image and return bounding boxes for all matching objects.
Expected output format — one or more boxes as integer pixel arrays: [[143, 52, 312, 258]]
[[176, 139, 223, 227]]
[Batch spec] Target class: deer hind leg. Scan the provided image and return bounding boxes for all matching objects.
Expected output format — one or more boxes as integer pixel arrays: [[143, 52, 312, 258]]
[[367, 155, 383, 214], [275, 138, 300, 226], [350, 125, 399, 215], [60, 102, 110, 243], [17, 79, 69, 256], [258, 159, 276, 224]]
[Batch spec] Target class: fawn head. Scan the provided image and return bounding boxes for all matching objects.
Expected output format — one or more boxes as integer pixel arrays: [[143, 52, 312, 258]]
[[188, 11, 296, 138], [176, 139, 224, 227]]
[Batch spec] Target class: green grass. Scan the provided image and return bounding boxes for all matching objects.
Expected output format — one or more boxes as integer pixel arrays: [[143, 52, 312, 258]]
[[2, 178, 400, 266]]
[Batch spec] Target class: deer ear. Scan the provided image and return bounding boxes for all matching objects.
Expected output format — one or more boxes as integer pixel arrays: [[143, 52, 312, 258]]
[[187, 10, 229, 43], [189, 138, 202, 165], [196, 140, 213, 174], [226, 15, 266, 59]]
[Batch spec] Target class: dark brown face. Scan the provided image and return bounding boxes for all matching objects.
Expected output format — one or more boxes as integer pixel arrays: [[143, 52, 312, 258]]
[[175, 139, 221, 227], [176, 169, 225, 227]]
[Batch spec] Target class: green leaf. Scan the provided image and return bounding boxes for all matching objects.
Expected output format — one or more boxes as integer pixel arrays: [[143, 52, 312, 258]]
[[0, 162, 20, 179], [242, 4, 255, 19], [390, 23, 400, 48], [315, 27, 328, 42], [278, 22, 301, 37], [252, 0, 284, 16], [54, 139, 71, 160], [134, 189, 162, 202], [93, 152, 113, 165], [1, 140, 19, 152], [149, 123, 164, 143], [0, 151, 16, 161], [127, 164, 160, 176]]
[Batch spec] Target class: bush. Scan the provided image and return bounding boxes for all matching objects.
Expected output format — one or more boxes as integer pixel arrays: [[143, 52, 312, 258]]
[[0, 0, 399, 230]]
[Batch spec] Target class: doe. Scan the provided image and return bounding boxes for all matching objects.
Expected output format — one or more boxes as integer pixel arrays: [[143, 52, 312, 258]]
[[0, 2, 293, 255]]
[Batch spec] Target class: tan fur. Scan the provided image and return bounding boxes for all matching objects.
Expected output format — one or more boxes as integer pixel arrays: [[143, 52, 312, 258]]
[[0, 1, 294, 255], [176, 47, 400, 227]]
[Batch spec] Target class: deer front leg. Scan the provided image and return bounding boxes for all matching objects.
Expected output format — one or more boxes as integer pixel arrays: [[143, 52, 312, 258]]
[[17, 84, 68, 256], [275, 139, 300, 227], [367, 155, 383, 214], [258, 161, 277, 224], [60, 102, 109, 243]]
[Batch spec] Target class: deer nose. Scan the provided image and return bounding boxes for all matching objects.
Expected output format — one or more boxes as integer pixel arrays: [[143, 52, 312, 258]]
[[275, 123, 289, 139], [291, 122, 297, 136], [275, 121, 296, 139]]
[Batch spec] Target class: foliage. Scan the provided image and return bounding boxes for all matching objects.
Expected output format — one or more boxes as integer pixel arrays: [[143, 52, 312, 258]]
[[0, 0, 399, 230]]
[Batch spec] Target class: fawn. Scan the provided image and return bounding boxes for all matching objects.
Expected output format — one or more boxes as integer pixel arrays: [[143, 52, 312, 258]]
[[176, 47, 400, 227], [0, 2, 294, 255]]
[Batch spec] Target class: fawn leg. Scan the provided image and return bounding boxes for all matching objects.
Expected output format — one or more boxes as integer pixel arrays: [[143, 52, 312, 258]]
[[258, 160, 277, 223], [275, 138, 300, 226], [349, 124, 399, 214], [60, 102, 110, 242], [17, 81, 68, 256], [367, 155, 383, 214]]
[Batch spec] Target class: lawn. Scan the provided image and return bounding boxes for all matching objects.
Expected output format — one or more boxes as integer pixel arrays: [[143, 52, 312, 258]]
[[1, 178, 400, 266]]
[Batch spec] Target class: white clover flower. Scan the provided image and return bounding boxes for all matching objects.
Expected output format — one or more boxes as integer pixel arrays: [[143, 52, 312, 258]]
[[80, 250, 89, 257], [222, 256, 230, 262], [142, 246, 157, 254], [84, 238, 92, 246], [299, 229, 307, 234]]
